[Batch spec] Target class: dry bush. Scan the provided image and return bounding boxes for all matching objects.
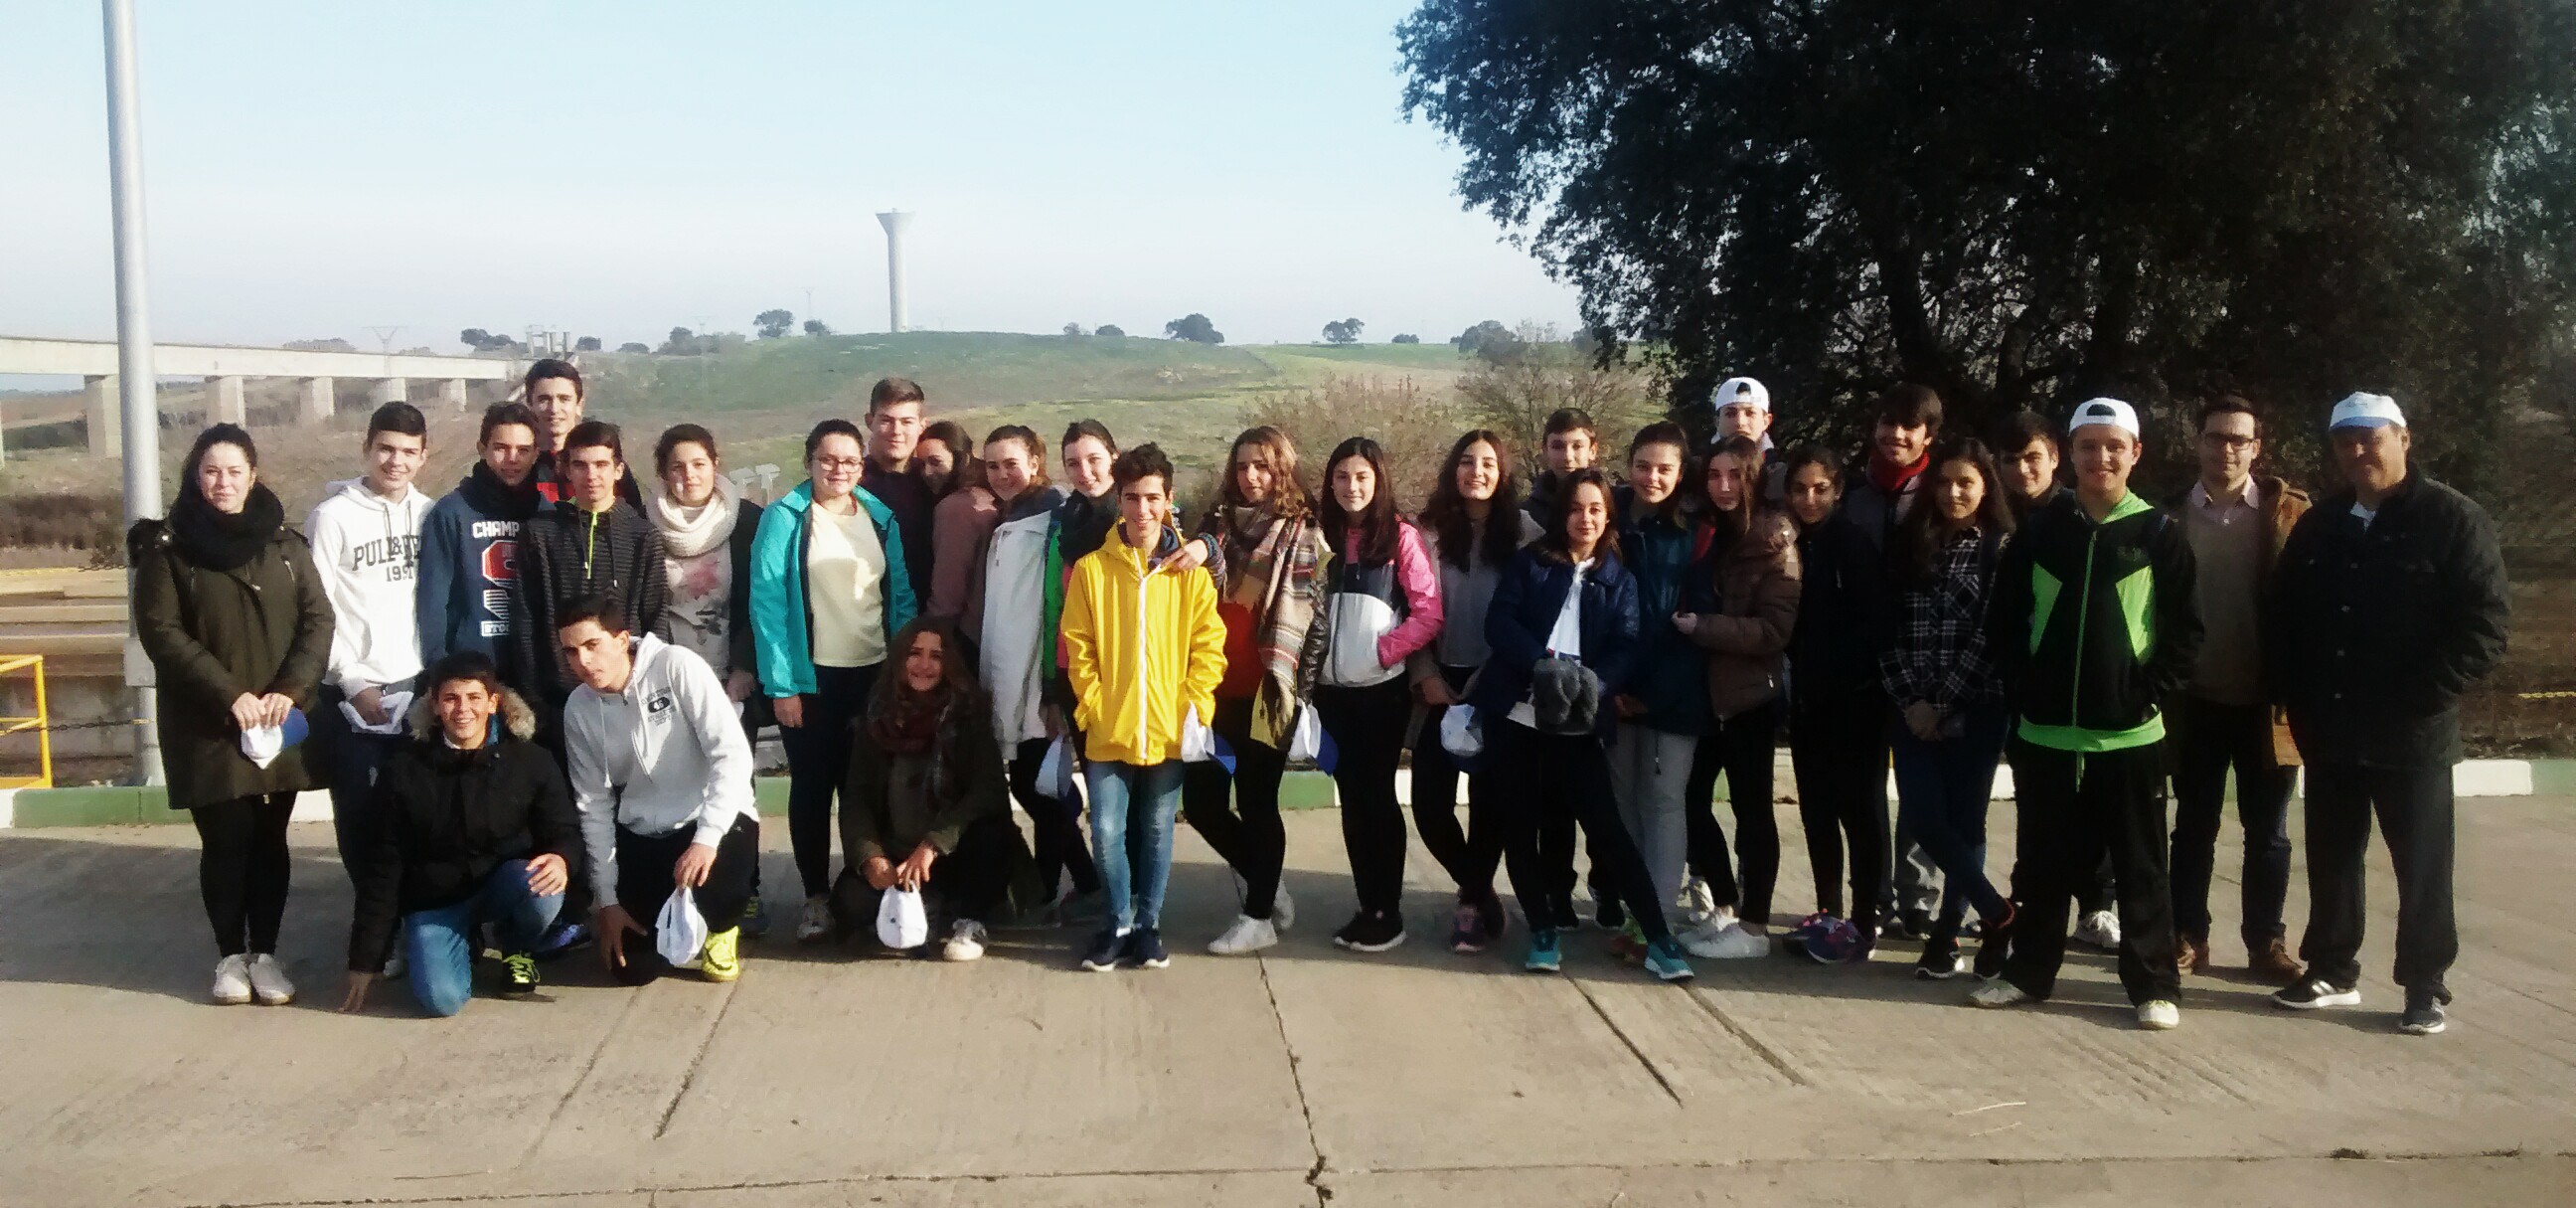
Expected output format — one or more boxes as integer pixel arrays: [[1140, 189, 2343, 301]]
[[0, 493, 126, 567], [1237, 374, 1466, 513], [1456, 344, 1667, 480]]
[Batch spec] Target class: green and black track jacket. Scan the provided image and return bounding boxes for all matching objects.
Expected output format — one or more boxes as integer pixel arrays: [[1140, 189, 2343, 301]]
[[1990, 489, 2201, 753]]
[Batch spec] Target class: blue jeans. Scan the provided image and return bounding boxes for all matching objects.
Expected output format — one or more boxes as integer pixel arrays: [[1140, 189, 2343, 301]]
[[1085, 760, 1184, 933], [402, 859, 564, 1017], [1888, 704, 2012, 933]]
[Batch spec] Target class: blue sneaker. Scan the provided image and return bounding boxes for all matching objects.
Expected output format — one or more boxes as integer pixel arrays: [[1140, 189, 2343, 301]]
[[1126, 927, 1171, 969], [1644, 937, 1696, 982], [737, 894, 772, 940], [1524, 928, 1562, 973], [1080, 929, 1125, 972], [533, 920, 591, 962]]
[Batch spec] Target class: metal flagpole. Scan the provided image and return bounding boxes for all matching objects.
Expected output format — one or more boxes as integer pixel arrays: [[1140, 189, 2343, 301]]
[[102, 0, 164, 784]]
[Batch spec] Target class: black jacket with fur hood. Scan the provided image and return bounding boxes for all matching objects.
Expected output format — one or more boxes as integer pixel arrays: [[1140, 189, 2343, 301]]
[[347, 688, 580, 971]]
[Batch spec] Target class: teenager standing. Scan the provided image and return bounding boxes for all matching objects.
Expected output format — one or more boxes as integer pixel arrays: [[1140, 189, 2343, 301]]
[[418, 403, 543, 673], [1778, 446, 1893, 959], [861, 377, 937, 603], [974, 428, 1098, 918], [521, 360, 643, 509], [1604, 423, 1706, 961], [1411, 431, 1541, 952], [749, 420, 918, 944], [1845, 385, 1945, 938], [510, 422, 669, 717], [1059, 444, 1228, 971], [132, 425, 333, 1005], [1314, 437, 1444, 952]]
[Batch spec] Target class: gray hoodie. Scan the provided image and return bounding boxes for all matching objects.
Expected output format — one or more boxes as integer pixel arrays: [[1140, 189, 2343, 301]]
[[564, 632, 757, 907]]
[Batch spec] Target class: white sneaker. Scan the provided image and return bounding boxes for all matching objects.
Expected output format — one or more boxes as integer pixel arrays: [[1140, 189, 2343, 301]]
[[1683, 922, 1771, 959], [245, 953, 295, 1006], [210, 954, 251, 1005], [382, 952, 407, 980], [1208, 914, 1280, 955], [1680, 877, 1719, 928], [940, 920, 988, 962], [2074, 909, 2122, 950], [796, 895, 833, 944], [1969, 980, 2033, 1009], [1273, 882, 1297, 932], [2137, 999, 2180, 1031]]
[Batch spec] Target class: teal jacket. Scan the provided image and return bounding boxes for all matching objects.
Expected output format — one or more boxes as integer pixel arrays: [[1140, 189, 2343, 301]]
[[748, 480, 918, 696]]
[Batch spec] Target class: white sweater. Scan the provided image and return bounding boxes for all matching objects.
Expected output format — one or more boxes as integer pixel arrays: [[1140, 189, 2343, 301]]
[[564, 634, 758, 907], [305, 478, 431, 694]]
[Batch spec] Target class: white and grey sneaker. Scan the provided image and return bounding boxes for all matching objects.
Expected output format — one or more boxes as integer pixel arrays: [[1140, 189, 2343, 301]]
[[2136, 999, 2180, 1031], [210, 953, 251, 1005], [245, 953, 295, 1006], [1273, 882, 1297, 932], [2272, 977, 2362, 1010], [382, 952, 407, 980], [1969, 980, 2033, 1009], [2073, 909, 2122, 950], [795, 895, 834, 944], [940, 920, 988, 962], [1680, 877, 1720, 928], [1208, 914, 1280, 955], [1683, 922, 1770, 959]]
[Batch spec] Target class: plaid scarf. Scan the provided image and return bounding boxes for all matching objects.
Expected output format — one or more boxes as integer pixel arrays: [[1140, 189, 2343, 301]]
[[1213, 505, 1331, 748]]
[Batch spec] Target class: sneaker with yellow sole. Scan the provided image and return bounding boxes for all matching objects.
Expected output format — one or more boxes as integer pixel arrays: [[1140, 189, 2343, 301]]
[[700, 927, 742, 982]]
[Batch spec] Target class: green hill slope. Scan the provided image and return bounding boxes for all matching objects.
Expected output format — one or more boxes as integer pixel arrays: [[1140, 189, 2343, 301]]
[[583, 331, 1288, 415]]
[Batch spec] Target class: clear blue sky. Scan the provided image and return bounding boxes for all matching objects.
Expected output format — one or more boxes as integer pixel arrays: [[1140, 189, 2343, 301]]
[[2, 1, 1578, 353]]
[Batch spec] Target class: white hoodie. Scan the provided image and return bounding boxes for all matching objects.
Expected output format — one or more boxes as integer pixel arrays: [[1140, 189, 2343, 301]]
[[564, 633, 758, 907], [306, 477, 432, 694]]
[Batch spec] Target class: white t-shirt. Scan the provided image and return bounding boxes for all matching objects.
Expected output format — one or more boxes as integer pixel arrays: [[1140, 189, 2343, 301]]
[[1511, 557, 1593, 729], [807, 502, 887, 667]]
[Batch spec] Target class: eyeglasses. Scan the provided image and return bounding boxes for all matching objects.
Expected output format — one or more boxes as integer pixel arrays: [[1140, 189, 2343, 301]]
[[2198, 433, 2255, 450], [812, 456, 865, 471]]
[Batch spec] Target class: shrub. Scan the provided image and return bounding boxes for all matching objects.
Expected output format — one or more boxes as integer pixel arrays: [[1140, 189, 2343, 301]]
[[1239, 374, 1464, 514]]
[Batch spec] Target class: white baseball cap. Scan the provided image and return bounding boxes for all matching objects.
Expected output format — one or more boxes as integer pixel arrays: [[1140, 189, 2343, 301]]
[[2330, 392, 2406, 430], [1712, 376, 1770, 414], [2068, 397, 2141, 438]]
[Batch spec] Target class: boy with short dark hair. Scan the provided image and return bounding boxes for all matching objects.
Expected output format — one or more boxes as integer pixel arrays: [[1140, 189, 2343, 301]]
[[1523, 408, 1598, 534]]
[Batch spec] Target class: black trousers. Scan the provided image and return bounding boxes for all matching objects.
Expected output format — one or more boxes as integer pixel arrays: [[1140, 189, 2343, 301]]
[[1009, 738, 1099, 899], [191, 792, 296, 957], [1687, 703, 1780, 925], [609, 814, 760, 986], [1492, 719, 1674, 944], [778, 662, 878, 898], [1410, 666, 1503, 900], [1789, 692, 1890, 937], [2167, 695, 2298, 949], [1999, 740, 2180, 1005], [2005, 745, 2117, 921], [1182, 695, 1291, 919], [1317, 679, 1414, 917], [2299, 762, 2456, 995], [830, 813, 1025, 937]]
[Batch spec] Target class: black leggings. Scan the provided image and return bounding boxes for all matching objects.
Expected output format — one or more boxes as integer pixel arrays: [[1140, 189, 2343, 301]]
[[1317, 679, 1413, 917], [1493, 719, 1673, 944], [1686, 704, 1780, 925], [609, 815, 760, 986], [1009, 738, 1099, 899], [1182, 696, 1291, 919], [778, 662, 877, 898], [191, 792, 296, 956], [1410, 666, 1503, 900], [1788, 693, 1890, 937]]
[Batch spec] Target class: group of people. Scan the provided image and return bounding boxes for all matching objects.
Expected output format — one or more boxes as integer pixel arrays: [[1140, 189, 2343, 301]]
[[130, 358, 2509, 1037]]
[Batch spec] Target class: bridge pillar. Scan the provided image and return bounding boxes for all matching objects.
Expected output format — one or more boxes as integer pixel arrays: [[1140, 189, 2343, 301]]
[[441, 378, 469, 412], [205, 376, 246, 426], [299, 377, 336, 426], [85, 375, 119, 454], [367, 378, 408, 409]]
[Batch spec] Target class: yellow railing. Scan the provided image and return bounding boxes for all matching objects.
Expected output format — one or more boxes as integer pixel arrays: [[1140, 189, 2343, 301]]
[[0, 654, 53, 789]]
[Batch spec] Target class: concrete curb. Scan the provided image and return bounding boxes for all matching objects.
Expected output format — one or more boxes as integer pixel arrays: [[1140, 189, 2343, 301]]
[[0, 758, 2563, 827]]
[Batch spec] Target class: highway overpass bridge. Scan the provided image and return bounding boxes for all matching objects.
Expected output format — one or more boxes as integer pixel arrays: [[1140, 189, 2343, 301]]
[[0, 336, 527, 454]]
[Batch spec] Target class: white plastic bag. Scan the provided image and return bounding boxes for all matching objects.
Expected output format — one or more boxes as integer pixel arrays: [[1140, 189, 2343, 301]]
[[1037, 734, 1078, 800], [1286, 705, 1323, 764], [1439, 705, 1484, 760], [876, 886, 929, 949], [1181, 707, 1216, 763], [655, 887, 709, 967]]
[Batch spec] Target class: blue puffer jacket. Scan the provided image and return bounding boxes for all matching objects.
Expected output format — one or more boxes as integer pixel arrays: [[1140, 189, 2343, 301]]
[[748, 480, 918, 696], [1614, 487, 1709, 736], [1470, 545, 1641, 739]]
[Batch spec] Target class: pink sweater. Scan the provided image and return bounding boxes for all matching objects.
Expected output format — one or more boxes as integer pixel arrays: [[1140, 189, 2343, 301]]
[[1368, 521, 1446, 671]]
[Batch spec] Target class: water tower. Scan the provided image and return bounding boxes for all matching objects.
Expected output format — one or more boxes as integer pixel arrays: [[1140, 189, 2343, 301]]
[[876, 210, 912, 333]]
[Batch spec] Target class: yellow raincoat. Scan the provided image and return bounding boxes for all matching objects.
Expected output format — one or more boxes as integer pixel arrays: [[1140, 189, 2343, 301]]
[[1060, 524, 1227, 766]]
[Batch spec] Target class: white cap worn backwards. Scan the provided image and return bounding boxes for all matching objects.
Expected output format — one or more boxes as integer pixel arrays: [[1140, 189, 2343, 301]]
[[2068, 397, 2141, 439], [1712, 376, 1770, 414], [2330, 392, 2406, 430]]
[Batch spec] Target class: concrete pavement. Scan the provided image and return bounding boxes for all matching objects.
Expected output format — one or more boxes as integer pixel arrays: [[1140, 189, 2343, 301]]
[[1, 796, 2571, 1206]]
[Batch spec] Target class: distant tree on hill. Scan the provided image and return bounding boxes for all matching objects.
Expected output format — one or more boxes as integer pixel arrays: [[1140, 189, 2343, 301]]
[[617, 342, 651, 354], [1165, 313, 1224, 344], [1322, 318, 1366, 344], [754, 309, 796, 339], [1451, 319, 1521, 362], [1391, 333, 1421, 344], [1097, 324, 1126, 338], [1063, 322, 1087, 337], [574, 336, 602, 352], [458, 328, 524, 353], [803, 319, 831, 337], [660, 326, 698, 355]]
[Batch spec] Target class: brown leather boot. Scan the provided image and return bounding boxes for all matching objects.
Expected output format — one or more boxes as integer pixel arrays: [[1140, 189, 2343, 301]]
[[2252, 938, 2307, 981], [2175, 934, 2210, 975]]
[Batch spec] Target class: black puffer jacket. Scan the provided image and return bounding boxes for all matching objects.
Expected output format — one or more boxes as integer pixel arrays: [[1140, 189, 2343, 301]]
[[347, 689, 578, 970], [511, 500, 669, 706], [2268, 474, 2510, 768], [1786, 511, 1889, 710]]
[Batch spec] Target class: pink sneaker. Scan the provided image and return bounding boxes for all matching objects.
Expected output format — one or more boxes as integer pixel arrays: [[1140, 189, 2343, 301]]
[[1449, 902, 1486, 953]]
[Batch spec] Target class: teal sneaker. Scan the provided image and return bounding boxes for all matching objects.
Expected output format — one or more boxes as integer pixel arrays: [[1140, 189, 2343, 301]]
[[1524, 928, 1562, 973], [1644, 937, 1696, 982]]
